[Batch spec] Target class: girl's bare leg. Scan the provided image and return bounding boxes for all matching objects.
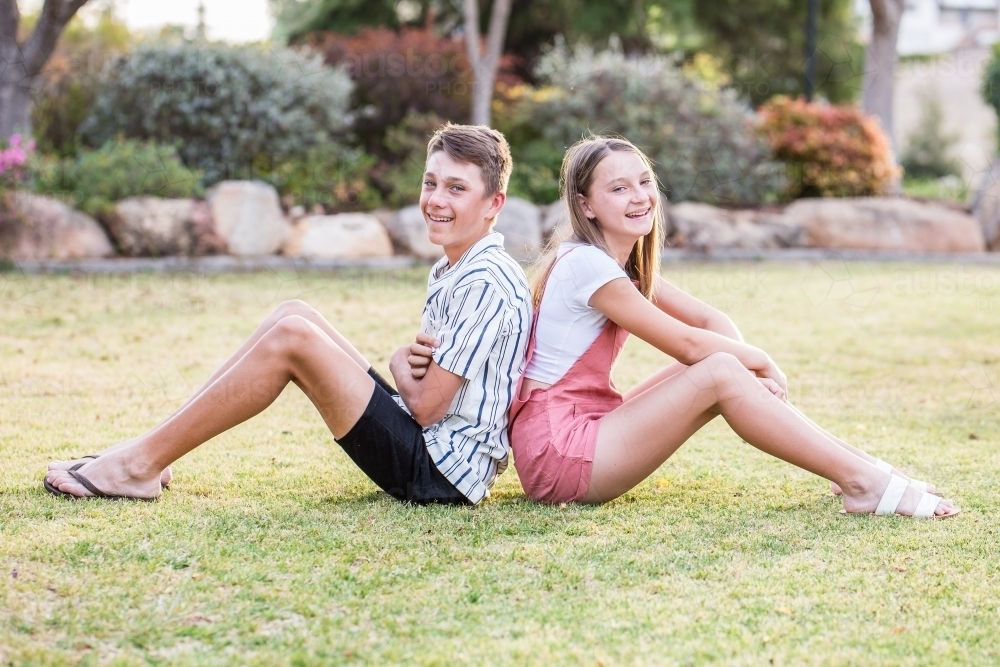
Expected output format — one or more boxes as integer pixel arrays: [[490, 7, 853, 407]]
[[49, 300, 369, 483], [622, 361, 686, 402], [782, 403, 937, 494], [582, 352, 954, 517], [46, 314, 375, 499], [623, 363, 935, 494]]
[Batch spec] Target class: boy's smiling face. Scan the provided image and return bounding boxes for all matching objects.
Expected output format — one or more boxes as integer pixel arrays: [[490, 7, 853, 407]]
[[420, 150, 505, 264]]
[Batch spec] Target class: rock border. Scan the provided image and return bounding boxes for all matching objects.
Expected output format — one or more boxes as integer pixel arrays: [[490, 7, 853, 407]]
[[9, 255, 423, 275], [9, 248, 1000, 276]]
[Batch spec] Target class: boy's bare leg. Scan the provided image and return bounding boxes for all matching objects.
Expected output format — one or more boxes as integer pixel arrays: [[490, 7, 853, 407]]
[[49, 300, 372, 485], [46, 315, 375, 499]]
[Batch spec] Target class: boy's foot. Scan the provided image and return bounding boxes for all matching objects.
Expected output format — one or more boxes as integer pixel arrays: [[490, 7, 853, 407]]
[[49, 452, 173, 488], [840, 474, 958, 518], [44, 453, 163, 501]]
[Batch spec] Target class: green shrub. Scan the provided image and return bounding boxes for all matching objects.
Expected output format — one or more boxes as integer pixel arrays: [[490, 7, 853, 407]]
[[758, 96, 899, 198], [981, 42, 1000, 149], [80, 43, 353, 185], [900, 91, 960, 180], [497, 39, 786, 206], [368, 110, 449, 208], [31, 139, 204, 217], [259, 145, 382, 212]]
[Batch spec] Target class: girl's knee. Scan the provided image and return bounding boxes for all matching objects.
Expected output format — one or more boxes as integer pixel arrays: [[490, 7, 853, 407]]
[[687, 352, 749, 389], [274, 299, 313, 319], [699, 352, 743, 374]]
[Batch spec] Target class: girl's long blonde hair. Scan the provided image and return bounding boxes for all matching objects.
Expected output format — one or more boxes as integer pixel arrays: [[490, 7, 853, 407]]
[[531, 135, 663, 309]]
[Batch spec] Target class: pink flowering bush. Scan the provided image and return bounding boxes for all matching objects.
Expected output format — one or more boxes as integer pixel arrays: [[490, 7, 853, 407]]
[[0, 134, 35, 190], [758, 96, 899, 198]]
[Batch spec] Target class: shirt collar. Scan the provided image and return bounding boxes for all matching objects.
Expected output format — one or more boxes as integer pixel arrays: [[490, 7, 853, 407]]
[[432, 231, 505, 280]]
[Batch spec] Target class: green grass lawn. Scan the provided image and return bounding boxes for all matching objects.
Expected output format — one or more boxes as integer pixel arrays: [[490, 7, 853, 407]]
[[2, 260, 999, 666]]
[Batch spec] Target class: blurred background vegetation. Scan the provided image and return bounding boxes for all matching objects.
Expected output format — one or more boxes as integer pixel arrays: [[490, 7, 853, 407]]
[[6, 0, 969, 214]]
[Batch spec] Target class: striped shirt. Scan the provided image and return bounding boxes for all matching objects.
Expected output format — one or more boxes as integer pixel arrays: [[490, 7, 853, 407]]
[[393, 231, 531, 504]]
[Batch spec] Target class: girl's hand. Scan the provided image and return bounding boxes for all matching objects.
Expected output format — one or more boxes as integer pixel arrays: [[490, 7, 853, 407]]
[[757, 377, 786, 401], [759, 358, 787, 396], [408, 333, 439, 379]]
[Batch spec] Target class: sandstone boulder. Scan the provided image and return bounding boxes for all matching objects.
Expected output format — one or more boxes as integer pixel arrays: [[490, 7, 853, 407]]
[[540, 200, 568, 241], [785, 197, 985, 252], [668, 202, 804, 249], [206, 180, 289, 256], [495, 196, 543, 261], [282, 213, 393, 259], [106, 197, 226, 256], [1, 192, 114, 259], [540, 200, 574, 247], [378, 206, 444, 261]]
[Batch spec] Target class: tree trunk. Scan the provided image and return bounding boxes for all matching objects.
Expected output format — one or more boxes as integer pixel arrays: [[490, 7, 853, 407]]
[[0, 80, 33, 139], [463, 0, 512, 126], [0, 0, 91, 142], [862, 0, 904, 150]]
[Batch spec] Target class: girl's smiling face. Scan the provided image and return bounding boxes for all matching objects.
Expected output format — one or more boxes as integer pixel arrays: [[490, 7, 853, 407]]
[[577, 150, 658, 250]]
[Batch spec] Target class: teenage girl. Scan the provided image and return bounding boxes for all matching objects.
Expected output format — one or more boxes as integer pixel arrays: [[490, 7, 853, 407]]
[[507, 136, 959, 518]]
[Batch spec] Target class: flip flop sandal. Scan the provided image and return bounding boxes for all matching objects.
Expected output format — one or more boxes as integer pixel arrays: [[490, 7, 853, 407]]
[[43, 469, 159, 502], [842, 474, 959, 519], [62, 455, 171, 490]]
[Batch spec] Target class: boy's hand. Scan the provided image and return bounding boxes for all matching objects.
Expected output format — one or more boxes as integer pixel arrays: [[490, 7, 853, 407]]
[[408, 332, 440, 379]]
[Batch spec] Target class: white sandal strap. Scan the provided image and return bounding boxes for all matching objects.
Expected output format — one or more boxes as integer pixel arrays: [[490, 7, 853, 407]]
[[910, 479, 928, 493], [874, 458, 893, 473], [875, 475, 909, 515], [913, 491, 940, 518]]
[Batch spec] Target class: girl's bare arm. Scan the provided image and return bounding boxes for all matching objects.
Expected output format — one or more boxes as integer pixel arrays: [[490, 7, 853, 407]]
[[590, 278, 786, 392]]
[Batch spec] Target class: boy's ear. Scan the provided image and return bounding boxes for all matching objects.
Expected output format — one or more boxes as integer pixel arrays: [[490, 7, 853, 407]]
[[485, 191, 506, 222]]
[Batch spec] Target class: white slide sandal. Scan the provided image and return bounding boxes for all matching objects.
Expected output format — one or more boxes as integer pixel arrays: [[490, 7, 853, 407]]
[[865, 474, 960, 519], [873, 458, 932, 494]]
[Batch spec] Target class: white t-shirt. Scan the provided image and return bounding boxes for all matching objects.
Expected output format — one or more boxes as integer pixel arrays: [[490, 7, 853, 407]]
[[524, 242, 629, 385]]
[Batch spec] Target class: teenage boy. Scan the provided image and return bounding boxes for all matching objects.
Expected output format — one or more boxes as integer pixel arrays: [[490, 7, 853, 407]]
[[45, 124, 531, 505]]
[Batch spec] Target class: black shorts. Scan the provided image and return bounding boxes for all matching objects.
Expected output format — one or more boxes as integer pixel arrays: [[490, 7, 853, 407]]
[[335, 368, 469, 505]]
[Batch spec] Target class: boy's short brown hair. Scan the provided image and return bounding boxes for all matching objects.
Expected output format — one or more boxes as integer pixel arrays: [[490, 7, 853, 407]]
[[426, 123, 513, 196]]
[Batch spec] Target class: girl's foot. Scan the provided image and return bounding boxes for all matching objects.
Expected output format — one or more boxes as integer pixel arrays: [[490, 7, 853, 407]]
[[45, 452, 162, 501], [840, 472, 957, 518], [831, 465, 936, 496]]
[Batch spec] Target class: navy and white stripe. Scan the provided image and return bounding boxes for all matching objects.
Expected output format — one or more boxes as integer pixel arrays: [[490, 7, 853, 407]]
[[393, 231, 531, 504]]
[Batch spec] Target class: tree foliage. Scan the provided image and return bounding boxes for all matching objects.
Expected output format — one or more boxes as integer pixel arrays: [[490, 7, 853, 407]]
[[497, 40, 787, 205], [271, 0, 863, 105], [680, 0, 863, 106]]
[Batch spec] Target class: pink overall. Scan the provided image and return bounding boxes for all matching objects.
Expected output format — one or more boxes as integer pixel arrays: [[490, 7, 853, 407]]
[[508, 257, 632, 504]]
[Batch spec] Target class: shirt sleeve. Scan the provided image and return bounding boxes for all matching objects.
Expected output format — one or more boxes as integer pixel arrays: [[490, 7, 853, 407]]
[[559, 245, 630, 313], [432, 279, 511, 380]]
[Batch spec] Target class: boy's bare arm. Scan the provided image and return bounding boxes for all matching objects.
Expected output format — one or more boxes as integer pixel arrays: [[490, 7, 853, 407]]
[[389, 341, 463, 428]]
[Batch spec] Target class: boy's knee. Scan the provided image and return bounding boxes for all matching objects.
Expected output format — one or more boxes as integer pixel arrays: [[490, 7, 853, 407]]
[[265, 315, 318, 356]]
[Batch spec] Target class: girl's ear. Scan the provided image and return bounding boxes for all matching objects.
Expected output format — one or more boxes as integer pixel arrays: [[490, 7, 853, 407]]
[[577, 193, 595, 219]]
